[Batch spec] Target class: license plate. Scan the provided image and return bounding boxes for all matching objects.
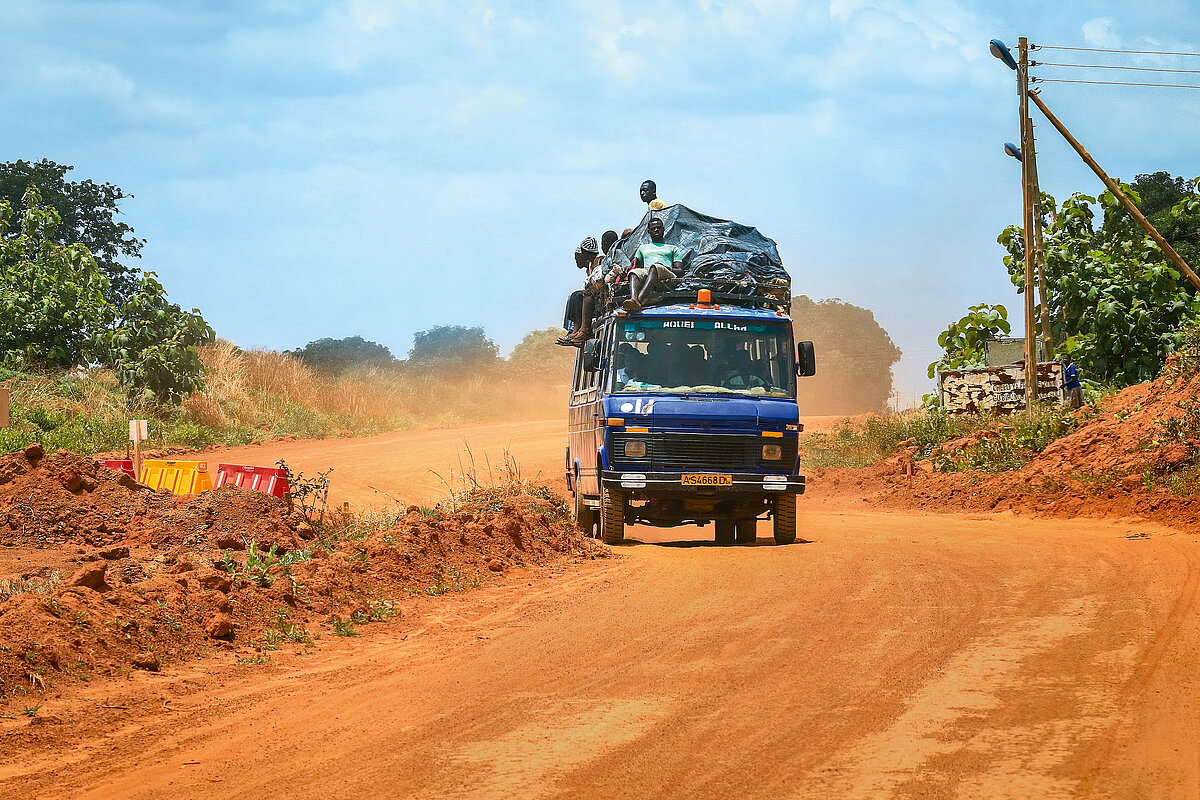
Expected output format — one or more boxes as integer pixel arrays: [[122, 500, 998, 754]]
[[682, 474, 732, 486]]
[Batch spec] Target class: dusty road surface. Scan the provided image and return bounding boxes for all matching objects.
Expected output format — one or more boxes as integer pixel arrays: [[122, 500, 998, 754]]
[[6, 418, 1200, 799], [195, 417, 571, 508], [192, 415, 853, 509]]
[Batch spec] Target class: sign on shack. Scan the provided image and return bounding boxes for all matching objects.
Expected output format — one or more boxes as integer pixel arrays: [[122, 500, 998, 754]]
[[939, 362, 1065, 414]]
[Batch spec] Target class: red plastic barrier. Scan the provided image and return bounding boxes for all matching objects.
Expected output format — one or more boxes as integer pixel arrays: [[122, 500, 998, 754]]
[[97, 459, 136, 480], [215, 464, 291, 502]]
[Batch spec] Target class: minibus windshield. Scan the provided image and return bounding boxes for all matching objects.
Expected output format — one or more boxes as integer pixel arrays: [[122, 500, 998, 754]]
[[610, 319, 795, 397]]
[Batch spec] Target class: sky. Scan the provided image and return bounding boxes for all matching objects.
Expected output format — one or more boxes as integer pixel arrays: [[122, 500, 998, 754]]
[[4, 0, 1200, 406]]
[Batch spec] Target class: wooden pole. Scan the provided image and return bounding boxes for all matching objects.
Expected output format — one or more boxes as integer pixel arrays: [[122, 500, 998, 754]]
[[1019, 38, 1037, 411], [1027, 88, 1200, 292], [1025, 129, 1054, 360]]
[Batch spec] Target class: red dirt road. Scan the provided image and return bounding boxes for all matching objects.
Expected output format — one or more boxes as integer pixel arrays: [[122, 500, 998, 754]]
[[6, 418, 1200, 799]]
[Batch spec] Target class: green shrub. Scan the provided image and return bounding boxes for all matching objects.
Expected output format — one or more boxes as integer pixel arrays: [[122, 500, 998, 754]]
[[162, 420, 214, 450], [25, 406, 66, 431]]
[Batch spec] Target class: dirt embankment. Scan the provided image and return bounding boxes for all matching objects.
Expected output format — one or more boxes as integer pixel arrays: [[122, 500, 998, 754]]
[[812, 359, 1200, 529], [0, 444, 605, 706]]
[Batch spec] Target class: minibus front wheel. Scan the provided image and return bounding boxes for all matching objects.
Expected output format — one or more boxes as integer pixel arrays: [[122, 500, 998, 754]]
[[601, 488, 625, 545]]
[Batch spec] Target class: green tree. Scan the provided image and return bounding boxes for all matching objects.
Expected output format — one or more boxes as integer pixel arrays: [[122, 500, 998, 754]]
[[408, 325, 499, 368], [0, 188, 112, 368], [99, 272, 214, 403], [1127, 171, 1200, 269], [789, 296, 902, 414], [1000, 186, 1200, 385], [927, 303, 1011, 378], [288, 336, 398, 374], [508, 328, 574, 379], [0, 159, 143, 306], [0, 188, 213, 402]]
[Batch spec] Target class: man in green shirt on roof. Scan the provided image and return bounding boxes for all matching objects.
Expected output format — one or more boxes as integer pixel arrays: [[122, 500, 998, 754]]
[[623, 215, 683, 314]]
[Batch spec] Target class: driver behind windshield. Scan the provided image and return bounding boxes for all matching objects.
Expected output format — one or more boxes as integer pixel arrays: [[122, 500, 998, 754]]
[[719, 348, 768, 390]]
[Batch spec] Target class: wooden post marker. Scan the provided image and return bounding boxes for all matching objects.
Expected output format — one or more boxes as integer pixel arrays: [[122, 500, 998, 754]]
[[1018, 37, 1037, 412], [0, 389, 9, 429], [130, 420, 149, 481]]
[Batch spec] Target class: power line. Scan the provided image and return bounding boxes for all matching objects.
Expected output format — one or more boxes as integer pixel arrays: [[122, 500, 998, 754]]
[[1032, 77, 1200, 90], [1034, 44, 1200, 58], [1033, 61, 1200, 75]]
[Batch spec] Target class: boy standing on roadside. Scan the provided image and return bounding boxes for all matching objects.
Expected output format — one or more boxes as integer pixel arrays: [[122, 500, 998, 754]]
[[1063, 354, 1083, 409]]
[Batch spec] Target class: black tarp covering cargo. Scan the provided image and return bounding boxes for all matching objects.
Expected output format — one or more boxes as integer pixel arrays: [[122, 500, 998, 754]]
[[600, 204, 791, 305]]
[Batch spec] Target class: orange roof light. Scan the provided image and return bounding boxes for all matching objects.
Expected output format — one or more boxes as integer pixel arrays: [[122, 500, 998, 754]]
[[697, 289, 712, 304]]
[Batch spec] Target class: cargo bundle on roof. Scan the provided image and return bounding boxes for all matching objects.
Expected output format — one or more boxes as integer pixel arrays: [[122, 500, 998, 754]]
[[600, 205, 792, 309]]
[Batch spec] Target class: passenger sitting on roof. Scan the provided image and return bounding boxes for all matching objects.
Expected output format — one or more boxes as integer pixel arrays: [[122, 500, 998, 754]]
[[640, 179, 667, 211], [557, 237, 600, 346], [621, 216, 683, 314]]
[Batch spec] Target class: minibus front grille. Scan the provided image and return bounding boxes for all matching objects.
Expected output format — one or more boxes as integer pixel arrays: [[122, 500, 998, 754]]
[[611, 432, 796, 470]]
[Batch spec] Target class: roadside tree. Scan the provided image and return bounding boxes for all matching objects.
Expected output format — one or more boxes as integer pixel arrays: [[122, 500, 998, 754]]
[[926, 303, 1011, 378], [0, 189, 213, 402], [789, 296, 902, 414], [289, 336, 398, 374], [98, 272, 214, 403], [999, 186, 1200, 385], [0, 159, 143, 306], [408, 325, 499, 369], [508, 328, 574, 380], [0, 188, 112, 368]]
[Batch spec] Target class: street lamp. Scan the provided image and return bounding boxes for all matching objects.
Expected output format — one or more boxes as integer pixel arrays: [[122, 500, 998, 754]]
[[990, 39, 1018, 70], [1004, 142, 1022, 162]]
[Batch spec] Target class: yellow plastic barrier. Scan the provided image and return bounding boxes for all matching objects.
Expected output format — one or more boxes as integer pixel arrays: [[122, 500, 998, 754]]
[[140, 459, 214, 494]]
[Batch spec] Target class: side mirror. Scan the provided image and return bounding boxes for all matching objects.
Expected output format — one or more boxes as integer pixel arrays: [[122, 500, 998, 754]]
[[582, 338, 601, 372], [797, 341, 816, 377]]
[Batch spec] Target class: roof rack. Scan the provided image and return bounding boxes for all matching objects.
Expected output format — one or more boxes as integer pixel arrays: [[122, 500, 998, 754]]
[[607, 289, 790, 314]]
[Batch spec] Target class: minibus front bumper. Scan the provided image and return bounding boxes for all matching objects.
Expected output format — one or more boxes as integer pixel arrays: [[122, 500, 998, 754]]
[[600, 470, 805, 494]]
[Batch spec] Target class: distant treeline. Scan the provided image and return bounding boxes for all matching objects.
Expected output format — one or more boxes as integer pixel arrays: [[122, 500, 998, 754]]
[[287, 327, 573, 379]]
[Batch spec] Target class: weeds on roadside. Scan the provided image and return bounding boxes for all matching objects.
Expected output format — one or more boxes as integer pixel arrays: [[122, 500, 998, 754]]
[[803, 410, 986, 469], [330, 617, 360, 637], [368, 599, 399, 622], [221, 541, 312, 588], [419, 567, 482, 597], [432, 445, 538, 513], [0, 573, 61, 602], [805, 404, 1077, 474], [22, 704, 40, 718], [277, 460, 331, 527]]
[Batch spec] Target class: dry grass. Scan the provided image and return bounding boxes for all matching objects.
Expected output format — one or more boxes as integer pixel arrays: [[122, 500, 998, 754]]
[[1, 341, 568, 455], [183, 341, 567, 440]]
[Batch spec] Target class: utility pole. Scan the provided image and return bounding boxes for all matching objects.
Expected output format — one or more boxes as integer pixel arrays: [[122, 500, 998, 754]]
[[1025, 128, 1054, 361], [1018, 37, 1037, 411], [1027, 88, 1200, 292]]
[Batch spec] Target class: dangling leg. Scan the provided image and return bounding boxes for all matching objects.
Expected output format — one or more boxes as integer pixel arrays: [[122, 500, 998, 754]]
[[622, 272, 646, 313]]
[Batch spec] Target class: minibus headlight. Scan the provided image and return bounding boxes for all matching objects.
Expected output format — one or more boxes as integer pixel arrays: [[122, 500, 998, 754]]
[[762, 444, 783, 461], [624, 440, 647, 457]]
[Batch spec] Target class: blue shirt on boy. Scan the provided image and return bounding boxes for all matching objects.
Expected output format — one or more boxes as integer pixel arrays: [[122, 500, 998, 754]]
[[1064, 362, 1080, 390]]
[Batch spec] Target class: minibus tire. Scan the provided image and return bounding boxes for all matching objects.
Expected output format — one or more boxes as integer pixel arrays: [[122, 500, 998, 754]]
[[735, 518, 757, 544], [773, 494, 797, 545], [715, 520, 736, 546], [601, 488, 625, 545], [574, 491, 597, 538]]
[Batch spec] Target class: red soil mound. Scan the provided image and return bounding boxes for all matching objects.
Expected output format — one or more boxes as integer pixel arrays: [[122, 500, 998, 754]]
[[0, 445, 605, 705], [811, 357, 1200, 529]]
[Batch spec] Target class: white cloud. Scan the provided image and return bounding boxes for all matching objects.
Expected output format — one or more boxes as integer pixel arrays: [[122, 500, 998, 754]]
[[1082, 17, 1120, 48]]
